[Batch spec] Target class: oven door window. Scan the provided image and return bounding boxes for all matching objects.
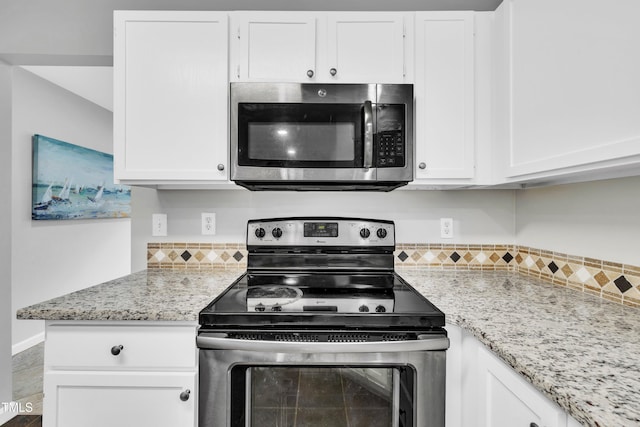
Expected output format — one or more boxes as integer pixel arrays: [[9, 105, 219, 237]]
[[230, 366, 414, 427], [237, 103, 364, 168]]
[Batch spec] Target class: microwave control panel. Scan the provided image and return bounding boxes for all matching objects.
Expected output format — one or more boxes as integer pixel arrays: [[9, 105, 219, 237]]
[[375, 105, 405, 168]]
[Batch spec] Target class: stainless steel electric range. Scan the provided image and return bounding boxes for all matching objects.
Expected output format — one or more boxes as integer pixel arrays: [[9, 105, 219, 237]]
[[197, 217, 449, 427]]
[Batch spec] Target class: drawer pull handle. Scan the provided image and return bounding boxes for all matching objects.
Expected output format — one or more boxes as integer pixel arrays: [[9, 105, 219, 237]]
[[180, 389, 191, 402], [217, 164, 225, 171], [306, 69, 314, 78], [110, 345, 124, 356], [329, 68, 337, 76], [419, 162, 426, 170]]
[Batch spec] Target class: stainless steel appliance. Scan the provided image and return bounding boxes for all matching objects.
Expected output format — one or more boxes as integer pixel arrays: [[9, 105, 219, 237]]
[[230, 83, 413, 191], [197, 217, 448, 427]]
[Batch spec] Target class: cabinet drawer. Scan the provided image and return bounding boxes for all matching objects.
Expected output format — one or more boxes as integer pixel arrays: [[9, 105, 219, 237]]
[[45, 324, 196, 369]]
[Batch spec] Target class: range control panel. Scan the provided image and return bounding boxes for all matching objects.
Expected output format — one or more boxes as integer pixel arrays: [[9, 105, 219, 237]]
[[247, 218, 395, 247]]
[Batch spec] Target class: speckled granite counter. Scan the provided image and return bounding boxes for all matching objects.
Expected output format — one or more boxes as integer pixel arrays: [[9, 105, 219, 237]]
[[398, 269, 640, 427], [17, 268, 640, 427], [16, 269, 242, 321]]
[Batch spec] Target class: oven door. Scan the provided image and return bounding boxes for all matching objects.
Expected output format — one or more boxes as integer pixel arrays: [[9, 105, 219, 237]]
[[197, 333, 448, 427]]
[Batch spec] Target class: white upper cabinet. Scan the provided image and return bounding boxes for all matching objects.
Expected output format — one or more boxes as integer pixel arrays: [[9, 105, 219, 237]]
[[413, 12, 476, 182], [232, 12, 317, 81], [325, 13, 407, 83], [232, 12, 409, 83], [494, 0, 640, 183], [114, 11, 229, 183]]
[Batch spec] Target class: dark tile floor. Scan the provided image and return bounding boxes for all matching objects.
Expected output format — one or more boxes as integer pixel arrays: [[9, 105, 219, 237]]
[[1, 415, 41, 427]]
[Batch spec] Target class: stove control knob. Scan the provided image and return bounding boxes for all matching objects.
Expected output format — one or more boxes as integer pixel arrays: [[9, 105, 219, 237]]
[[272, 304, 282, 312], [377, 228, 387, 239], [375, 305, 387, 313], [358, 305, 370, 312], [255, 227, 266, 239], [272, 227, 283, 239], [255, 303, 266, 312], [359, 228, 370, 239]]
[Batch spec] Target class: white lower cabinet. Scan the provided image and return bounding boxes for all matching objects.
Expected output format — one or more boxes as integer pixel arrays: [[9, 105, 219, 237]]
[[42, 321, 197, 427], [446, 323, 579, 427], [477, 344, 566, 427], [43, 371, 195, 427]]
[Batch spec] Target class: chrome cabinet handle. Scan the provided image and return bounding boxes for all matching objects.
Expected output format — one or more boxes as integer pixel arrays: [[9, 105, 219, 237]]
[[329, 68, 337, 76], [363, 100, 373, 168], [306, 69, 314, 78], [419, 162, 426, 170], [110, 345, 123, 356], [180, 389, 191, 402], [217, 164, 225, 171]]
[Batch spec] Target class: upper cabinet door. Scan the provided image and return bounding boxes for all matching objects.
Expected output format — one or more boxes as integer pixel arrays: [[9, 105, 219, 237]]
[[114, 11, 229, 182], [414, 12, 475, 180], [326, 13, 407, 83], [233, 12, 317, 82], [496, 0, 640, 182]]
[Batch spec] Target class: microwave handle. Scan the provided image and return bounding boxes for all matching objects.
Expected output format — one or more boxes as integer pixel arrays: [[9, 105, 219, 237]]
[[363, 100, 374, 168]]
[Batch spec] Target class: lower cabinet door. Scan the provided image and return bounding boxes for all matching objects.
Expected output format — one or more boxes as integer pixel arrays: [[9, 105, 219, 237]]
[[478, 346, 566, 427], [43, 371, 195, 427]]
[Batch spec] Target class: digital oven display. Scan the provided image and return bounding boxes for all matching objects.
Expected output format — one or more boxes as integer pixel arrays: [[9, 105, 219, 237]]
[[303, 222, 338, 238]]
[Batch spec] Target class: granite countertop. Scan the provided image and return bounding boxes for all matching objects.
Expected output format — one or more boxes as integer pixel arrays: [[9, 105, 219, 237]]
[[16, 269, 243, 321], [17, 268, 640, 427]]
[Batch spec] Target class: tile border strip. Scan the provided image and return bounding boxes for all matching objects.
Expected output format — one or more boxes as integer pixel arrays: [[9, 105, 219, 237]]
[[395, 244, 640, 308], [146, 243, 640, 308]]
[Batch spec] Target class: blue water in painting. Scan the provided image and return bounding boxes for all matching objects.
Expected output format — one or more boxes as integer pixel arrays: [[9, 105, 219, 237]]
[[32, 134, 131, 220]]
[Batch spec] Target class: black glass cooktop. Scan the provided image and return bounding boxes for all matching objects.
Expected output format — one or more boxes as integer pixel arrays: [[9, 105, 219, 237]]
[[198, 272, 445, 331]]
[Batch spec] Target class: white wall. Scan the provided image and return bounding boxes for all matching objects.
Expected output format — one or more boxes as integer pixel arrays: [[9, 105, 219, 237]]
[[11, 68, 131, 350], [0, 63, 13, 423], [131, 188, 516, 271], [515, 176, 640, 266]]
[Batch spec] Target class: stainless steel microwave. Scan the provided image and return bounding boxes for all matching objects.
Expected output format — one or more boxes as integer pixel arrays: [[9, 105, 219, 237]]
[[230, 83, 413, 191]]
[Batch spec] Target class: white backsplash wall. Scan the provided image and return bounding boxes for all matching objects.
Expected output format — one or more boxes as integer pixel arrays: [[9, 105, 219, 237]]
[[131, 188, 516, 272], [516, 176, 640, 266]]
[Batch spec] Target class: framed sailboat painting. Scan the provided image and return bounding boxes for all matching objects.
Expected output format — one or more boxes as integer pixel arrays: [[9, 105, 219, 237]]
[[32, 134, 131, 220]]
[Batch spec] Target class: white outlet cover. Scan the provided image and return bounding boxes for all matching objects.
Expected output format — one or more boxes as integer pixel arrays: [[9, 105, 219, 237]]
[[152, 213, 167, 237], [202, 213, 216, 235], [440, 218, 453, 239]]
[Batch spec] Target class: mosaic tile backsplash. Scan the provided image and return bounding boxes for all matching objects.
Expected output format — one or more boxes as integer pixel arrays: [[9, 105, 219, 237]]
[[147, 243, 640, 308]]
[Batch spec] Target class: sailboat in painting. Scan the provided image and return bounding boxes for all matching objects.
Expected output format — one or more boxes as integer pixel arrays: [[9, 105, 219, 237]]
[[33, 182, 53, 210], [51, 178, 71, 203], [87, 183, 104, 203]]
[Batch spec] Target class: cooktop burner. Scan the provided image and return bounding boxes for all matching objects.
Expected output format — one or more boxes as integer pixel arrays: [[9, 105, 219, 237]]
[[198, 272, 444, 330], [198, 217, 445, 332]]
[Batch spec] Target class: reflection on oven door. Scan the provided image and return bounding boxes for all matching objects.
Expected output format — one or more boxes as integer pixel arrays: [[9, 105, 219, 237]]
[[249, 367, 399, 427]]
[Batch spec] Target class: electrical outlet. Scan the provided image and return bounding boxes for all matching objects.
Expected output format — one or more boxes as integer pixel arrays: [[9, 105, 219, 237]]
[[202, 213, 216, 235], [440, 218, 453, 239], [152, 213, 167, 236]]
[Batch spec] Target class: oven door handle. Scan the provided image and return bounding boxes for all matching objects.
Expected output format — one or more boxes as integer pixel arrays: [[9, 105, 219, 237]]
[[196, 334, 449, 353], [363, 100, 374, 169]]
